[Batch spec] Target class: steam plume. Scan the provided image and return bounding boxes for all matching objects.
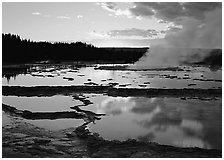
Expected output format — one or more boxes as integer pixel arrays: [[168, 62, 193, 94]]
[[134, 8, 222, 68]]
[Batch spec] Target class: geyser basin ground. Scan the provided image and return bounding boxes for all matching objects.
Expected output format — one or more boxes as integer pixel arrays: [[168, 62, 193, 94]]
[[2, 94, 222, 150], [2, 63, 222, 157]]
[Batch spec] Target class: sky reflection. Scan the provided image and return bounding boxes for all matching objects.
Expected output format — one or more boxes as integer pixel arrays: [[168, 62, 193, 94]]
[[88, 96, 221, 150], [2, 65, 222, 89], [2, 93, 221, 150]]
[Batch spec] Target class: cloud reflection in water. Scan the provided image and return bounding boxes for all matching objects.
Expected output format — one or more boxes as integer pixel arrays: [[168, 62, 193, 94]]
[[90, 96, 221, 150]]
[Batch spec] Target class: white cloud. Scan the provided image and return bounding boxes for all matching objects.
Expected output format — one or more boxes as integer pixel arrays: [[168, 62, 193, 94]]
[[32, 12, 41, 15], [97, 2, 132, 18], [77, 15, 83, 19], [89, 28, 166, 40], [107, 28, 164, 39], [114, 8, 132, 18], [57, 16, 71, 19], [136, 16, 142, 20], [157, 19, 168, 23], [89, 31, 110, 39]]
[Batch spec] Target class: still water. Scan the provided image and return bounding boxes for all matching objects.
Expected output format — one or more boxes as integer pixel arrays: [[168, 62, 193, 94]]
[[2, 65, 222, 89], [2, 94, 221, 150]]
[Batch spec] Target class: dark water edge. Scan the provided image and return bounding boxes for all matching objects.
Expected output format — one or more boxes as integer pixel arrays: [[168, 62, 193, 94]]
[[2, 86, 221, 98], [2, 103, 221, 158]]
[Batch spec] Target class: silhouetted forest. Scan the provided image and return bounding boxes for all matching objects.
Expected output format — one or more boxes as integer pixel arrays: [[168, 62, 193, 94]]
[[2, 33, 148, 64]]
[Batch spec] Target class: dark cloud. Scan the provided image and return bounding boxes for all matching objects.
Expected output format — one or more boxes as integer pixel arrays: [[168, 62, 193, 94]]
[[129, 4, 154, 17], [183, 2, 222, 20], [108, 28, 162, 38], [166, 26, 183, 34], [129, 2, 221, 22]]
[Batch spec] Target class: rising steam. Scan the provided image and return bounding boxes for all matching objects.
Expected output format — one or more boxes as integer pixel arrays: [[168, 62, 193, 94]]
[[134, 8, 222, 69]]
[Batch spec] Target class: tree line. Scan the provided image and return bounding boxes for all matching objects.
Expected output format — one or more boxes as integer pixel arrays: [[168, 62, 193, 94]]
[[2, 33, 148, 64]]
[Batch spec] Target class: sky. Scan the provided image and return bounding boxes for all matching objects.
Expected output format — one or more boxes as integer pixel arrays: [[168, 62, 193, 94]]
[[2, 2, 222, 47]]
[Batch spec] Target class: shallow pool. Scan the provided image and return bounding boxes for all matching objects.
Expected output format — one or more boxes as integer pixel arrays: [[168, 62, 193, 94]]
[[2, 94, 222, 150], [2, 65, 222, 89]]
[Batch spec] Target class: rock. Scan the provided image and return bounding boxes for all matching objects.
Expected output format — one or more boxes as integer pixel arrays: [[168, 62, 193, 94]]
[[34, 138, 51, 144], [59, 138, 71, 141], [63, 77, 74, 81], [50, 140, 73, 147], [66, 132, 77, 138], [12, 133, 28, 138], [92, 151, 118, 158], [46, 75, 54, 77], [138, 84, 147, 87], [188, 83, 196, 86], [131, 152, 153, 158], [3, 125, 13, 129]]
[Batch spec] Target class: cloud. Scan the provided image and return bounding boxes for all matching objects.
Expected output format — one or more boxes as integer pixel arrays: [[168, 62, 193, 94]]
[[89, 38, 155, 47], [77, 15, 83, 19], [97, 2, 221, 23], [97, 2, 117, 12], [157, 19, 168, 23], [57, 16, 71, 19], [89, 31, 110, 38], [89, 28, 166, 40], [108, 28, 165, 39], [166, 26, 183, 34], [97, 2, 132, 18], [129, 4, 154, 17], [32, 12, 41, 15], [129, 2, 221, 23]]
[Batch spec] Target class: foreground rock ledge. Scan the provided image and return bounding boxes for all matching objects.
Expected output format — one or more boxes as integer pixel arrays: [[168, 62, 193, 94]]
[[2, 86, 221, 98]]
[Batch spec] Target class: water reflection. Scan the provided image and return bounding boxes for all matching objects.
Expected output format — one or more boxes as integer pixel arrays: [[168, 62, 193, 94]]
[[2, 95, 82, 112], [2, 94, 221, 150], [96, 97, 135, 115], [2, 65, 222, 89], [88, 96, 221, 150]]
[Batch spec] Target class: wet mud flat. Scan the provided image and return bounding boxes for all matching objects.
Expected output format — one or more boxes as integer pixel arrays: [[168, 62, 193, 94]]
[[2, 103, 221, 158]]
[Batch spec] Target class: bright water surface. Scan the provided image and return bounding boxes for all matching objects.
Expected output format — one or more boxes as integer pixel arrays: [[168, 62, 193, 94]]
[[2, 94, 222, 150], [2, 65, 222, 89]]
